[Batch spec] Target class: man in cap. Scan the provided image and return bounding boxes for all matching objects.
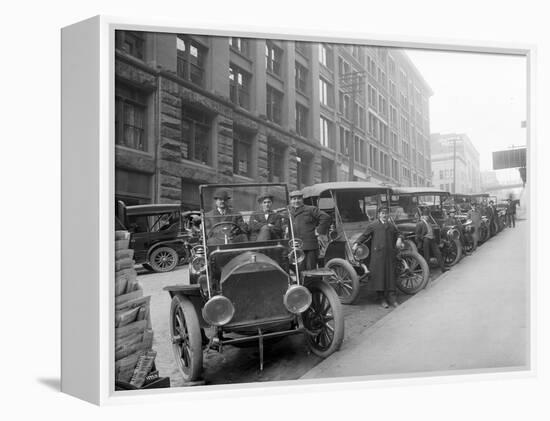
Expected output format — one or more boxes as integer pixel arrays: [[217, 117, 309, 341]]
[[249, 193, 283, 241], [353, 207, 403, 308], [415, 208, 448, 273], [288, 190, 330, 270], [204, 188, 248, 242]]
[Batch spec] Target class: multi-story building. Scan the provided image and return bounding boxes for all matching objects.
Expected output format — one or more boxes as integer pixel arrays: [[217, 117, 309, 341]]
[[430, 133, 481, 194], [115, 31, 433, 208]]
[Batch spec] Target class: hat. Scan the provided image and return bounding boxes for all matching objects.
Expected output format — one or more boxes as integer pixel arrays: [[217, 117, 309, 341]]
[[378, 206, 389, 213], [213, 189, 231, 200], [257, 193, 274, 203], [289, 190, 303, 198]]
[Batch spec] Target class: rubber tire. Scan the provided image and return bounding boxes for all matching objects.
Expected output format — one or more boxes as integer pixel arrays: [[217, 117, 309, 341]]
[[170, 295, 203, 383], [325, 258, 361, 305], [396, 250, 430, 294], [444, 238, 462, 267], [149, 246, 179, 273], [302, 280, 345, 358], [405, 239, 418, 253]]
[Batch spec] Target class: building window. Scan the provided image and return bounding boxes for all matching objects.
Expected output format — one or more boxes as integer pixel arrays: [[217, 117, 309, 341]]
[[181, 106, 211, 165], [368, 112, 378, 140], [177, 36, 207, 87], [296, 154, 312, 189], [370, 145, 378, 171], [339, 91, 351, 120], [229, 64, 251, 109], [266, 85, 283, 124], [390, 106, 397, 126], [358, 105, 366, 130], [115, 84, 148, 151], [296, 103, 308, 137], [378, 95, 387, 116], [391, 131, 398, 151], [368, 85, 377, 109], [295, 62, 308, 94], [265, 41, 283, 76], [233, 128, 253, 177], [354, 135, 364, 163], [115, 31, 145, 60], [339, 127, 350, 155], [320, 116, 333, 149], [380, 122, 388, 145], [319, 43, 333, 68], [116, 169, 152, 205], [389, 81, 396, 98], [181, 179, 201, 210], [229, 37, 249, 56], [338, 57, 351, 77], [319, 78, 334, 107], [267, 140, 285, 182]]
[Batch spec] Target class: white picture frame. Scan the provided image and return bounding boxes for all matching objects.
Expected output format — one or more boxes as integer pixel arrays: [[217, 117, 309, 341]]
[[61, 15, 535, 406]]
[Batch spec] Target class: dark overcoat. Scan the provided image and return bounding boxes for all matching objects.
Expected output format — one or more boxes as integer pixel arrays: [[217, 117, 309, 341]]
[[290, 205, 330, 250], [248, 211, 283, 240], [204, 207, 248, 234], [356, 220, 398, 292]]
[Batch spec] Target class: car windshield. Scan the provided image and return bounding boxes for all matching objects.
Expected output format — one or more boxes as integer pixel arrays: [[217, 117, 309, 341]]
[[319, 190, 381, 223], [390, 194, 443, 221], [201, 184, 289, 246]]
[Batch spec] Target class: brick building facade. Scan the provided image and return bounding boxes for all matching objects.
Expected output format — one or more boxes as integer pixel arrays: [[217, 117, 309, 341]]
[[115, 31, 433, 209]]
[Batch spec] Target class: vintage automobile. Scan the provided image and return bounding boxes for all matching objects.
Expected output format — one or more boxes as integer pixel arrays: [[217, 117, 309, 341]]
[[116, 201, 192, 273], [164, 183, 344, 383], [469, 193, 491, 243], [390, 187, 463, 267], [302, 182, 430, 305], [444, 194, 477, 255]]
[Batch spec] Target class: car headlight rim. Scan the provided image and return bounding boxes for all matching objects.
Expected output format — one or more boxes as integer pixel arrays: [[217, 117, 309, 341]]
[[202, 295, 235, 326], [190, 255, 206, 274], [283, 285, 312, 314]]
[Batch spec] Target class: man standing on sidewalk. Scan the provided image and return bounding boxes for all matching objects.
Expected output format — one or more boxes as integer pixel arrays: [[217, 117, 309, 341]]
[[468, 203, 481, 249], [288, 190, 330, 270], [506, 199, 517, 228], [354, 207, 402, 309], [416, 209, 448, 273]]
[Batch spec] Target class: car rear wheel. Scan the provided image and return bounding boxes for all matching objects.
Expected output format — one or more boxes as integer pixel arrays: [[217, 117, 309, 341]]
[[302, 280, 344, 358], [170, 295, 203, 383], [149, 246, 178, 272], [325, 258, 360, 305], [396, 250, 429, 294], [443, 238, 462, 266]]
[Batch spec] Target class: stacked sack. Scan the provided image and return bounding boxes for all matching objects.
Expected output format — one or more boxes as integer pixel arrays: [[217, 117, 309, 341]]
[[114, 230, 161, 388]]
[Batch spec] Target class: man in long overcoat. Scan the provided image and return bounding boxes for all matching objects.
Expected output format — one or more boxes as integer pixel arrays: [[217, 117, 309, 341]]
[[288, 190, 330, 270], [354, 207, 401, 308], [249, 193, 283, 241], [204, 189, 248, 243], [468, 203, 481, 249]]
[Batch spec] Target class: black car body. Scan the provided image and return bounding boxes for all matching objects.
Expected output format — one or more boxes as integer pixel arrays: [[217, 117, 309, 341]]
[[164, 183, 344, 384], [302, 182, 430, 304]]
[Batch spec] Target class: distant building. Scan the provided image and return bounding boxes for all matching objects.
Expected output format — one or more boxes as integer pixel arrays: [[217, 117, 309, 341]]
[[115, 31, 433, 207], [480, 171, 501, 190], [430, 133, 481, 193]]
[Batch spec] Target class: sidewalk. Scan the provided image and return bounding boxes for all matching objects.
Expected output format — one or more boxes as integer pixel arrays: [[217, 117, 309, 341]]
[[302, 221, 529, 380]]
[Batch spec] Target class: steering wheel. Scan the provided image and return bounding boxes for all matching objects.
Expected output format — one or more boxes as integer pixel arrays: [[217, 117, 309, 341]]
[[207, 221, 241, 241]]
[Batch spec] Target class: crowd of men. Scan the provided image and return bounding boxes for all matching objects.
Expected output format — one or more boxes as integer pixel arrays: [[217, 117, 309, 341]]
[[201, 188, 519, 310]]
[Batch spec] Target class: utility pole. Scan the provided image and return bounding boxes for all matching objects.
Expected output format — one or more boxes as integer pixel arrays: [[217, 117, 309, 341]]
[[446, 137, 460, 193], [340, 71, 366, 181]]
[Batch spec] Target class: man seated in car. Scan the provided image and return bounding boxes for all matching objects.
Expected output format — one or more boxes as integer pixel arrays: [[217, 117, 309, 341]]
[[204, 189, 248, 243], [248, 193, 283, 241]]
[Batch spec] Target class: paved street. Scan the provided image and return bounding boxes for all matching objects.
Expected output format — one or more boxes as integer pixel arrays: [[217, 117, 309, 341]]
[[136, 221, 527, 387], [302, 220, 528, 380]]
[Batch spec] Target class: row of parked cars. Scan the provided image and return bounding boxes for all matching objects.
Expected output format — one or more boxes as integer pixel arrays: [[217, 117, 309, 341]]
[[115, 182, 507, 384]]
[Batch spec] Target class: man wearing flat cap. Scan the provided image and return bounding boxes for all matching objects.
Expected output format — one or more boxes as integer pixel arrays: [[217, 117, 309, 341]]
[[249, 193, 283, 241], [353, 207, 402, 308], [416, 208, 447, 273], [288, 190, 330, 270], [204, 188, 248, 242]]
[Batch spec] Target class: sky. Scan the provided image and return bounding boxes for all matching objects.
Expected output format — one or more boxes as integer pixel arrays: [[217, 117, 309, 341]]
[[405, 48, 527, 179]]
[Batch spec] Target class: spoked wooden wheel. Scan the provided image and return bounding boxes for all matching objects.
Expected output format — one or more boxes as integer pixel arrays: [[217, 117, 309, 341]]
[[462, 236, 476, 255], [170, 295, 202, 382], [325, 258, 360, 305], [302, 280, 344, 358], [396, 250, 429, 294], [443, 238, 462, 266], [150, 246, 178, 272]]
